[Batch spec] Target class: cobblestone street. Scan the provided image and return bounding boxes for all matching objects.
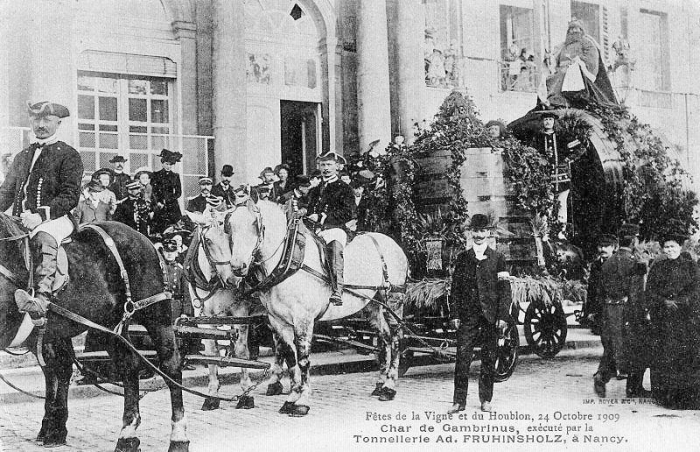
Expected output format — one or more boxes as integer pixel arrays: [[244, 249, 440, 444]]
[[2, 346, 700, 452]]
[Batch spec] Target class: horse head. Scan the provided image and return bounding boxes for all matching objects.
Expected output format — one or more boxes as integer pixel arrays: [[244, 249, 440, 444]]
[[226, 199, 266, 280], [0, 213, 30, 349], [185, 210, 240, 288]]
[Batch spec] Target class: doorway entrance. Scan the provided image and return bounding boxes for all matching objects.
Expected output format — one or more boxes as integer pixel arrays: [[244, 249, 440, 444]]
[[280, 101, 320, 177]]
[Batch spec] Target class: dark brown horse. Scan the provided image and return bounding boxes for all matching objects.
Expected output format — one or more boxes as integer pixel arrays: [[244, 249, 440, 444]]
[[0, 213, 188, 452]]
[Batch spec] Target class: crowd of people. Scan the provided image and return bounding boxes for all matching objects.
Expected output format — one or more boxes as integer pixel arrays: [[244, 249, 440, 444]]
[[584, 226, 700, 409]]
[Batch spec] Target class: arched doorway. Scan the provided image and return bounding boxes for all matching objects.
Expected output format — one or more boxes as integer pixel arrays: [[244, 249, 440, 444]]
[[244, 0, 325, 179]]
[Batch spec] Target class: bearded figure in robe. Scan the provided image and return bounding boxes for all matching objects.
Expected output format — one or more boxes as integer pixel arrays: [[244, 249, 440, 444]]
[[544, 19, 618, 109]]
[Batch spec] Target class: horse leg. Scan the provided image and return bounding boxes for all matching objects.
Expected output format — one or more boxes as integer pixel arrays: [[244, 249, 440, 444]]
[[36, 337, 73, 447], [200, 337, 221, 411], [289, 322, 314, 417], [269, 318, 299, 414], [147, 324, 189, 452], [233, 323, 255, 409], [112, 335, 143, 452], [265, 331, 287, 396], [368, 294, 404, 401]]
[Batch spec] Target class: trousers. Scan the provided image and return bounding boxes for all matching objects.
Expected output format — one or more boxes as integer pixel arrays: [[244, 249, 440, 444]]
[[453, 315, 498, 405]]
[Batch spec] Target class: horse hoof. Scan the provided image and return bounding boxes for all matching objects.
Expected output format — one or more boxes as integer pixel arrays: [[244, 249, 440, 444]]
[[266, 381, 284, 396], [167, 440, 190, 452], [279, 401, 295, 414], [379, 387, 396, 401], [289, 404, 310, 417], [201, 397, 220, 411], [236, 395, 255, 409], [114, 437, 141, 452], [370, 383, 383, 397]]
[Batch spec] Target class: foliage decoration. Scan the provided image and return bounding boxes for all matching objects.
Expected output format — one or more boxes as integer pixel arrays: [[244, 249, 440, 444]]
[[587, 103, 699, 239]]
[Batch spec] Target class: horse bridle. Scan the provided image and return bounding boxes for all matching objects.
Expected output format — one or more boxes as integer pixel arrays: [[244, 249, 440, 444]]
[[198, 225, 233, 289]]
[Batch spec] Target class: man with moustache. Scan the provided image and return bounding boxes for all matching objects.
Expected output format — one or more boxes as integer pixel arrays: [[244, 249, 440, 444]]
[[186, 177, 223, 214], [307, 152, 355, 306], [585, 234, 618, 335], [447, 214, 512, 414], [108, 155, 131, 202], [211, 164, 236, 208], [0, 101, 83, 320]]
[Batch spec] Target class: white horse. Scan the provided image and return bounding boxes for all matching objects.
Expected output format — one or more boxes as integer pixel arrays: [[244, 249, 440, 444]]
[[184, 212, 256, 410], [226, 200, 409, 416]]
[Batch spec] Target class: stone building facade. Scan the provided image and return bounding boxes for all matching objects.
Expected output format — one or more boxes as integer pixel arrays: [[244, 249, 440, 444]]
[[1, 0, 700, 193]]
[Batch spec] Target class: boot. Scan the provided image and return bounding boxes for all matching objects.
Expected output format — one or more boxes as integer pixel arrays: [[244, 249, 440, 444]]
[[327, 241, 344, 306], [15, 231, 58, 319]]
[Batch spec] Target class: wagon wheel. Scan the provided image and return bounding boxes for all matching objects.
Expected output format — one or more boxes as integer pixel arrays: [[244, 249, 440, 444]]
[[524, 301, 567, 359], [493, 324, 519, 383]]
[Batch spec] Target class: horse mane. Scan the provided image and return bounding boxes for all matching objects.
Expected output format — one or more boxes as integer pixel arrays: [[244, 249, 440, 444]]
[[255, 199, 286, 222], [0, 212, 27, 239]]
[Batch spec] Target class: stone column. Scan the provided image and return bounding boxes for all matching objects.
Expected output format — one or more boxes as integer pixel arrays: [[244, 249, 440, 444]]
[[356, 0, 391, 153], [27, 0, 75, 143], [173, 21, 198, 136], [212, 0, 247, 183], [394, 0, 423, 145]]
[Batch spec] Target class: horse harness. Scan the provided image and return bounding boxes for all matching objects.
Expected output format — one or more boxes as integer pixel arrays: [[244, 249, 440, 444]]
[[183, 225, 233, 308], [0, 224, 172, 354], [243, 215, 394, 298]]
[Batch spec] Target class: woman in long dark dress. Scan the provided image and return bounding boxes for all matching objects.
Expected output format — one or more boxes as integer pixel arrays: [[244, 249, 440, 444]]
[[151, 149, 183, 236], [645, 234, 700, 409]]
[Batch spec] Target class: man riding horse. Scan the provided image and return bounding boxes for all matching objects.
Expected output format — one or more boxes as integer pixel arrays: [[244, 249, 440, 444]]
[[0, 101, 83, 322], [306, 151, 355, 306]]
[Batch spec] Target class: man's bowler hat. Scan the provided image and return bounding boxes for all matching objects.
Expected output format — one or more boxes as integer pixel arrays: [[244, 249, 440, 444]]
[[295, 175, 311, 187], [221, 164, 234, 177], [109, 155, 128, 164], [469, 214, 493, 230]]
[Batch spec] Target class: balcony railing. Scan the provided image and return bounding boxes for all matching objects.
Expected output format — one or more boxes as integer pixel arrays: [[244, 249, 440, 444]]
[[0, 127, 212, 206], [498, 60, 541, 93]]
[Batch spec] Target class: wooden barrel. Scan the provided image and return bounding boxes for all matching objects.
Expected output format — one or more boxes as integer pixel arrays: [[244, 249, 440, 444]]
[[414, 147, 539, 269]]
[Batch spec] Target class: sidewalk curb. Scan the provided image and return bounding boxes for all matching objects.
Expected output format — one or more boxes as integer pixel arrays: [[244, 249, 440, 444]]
[[1, 331, 601, 404]]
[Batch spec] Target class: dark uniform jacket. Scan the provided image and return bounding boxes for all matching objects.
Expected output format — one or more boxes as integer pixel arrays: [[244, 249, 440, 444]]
[[186, 195, 208, 214], [211, 182, 235, 208], [449, 247, 511, 324], [0, 141, 83, 221], [113, 196, 152, 236], [151, 169, 182, 231], [109, 172, 131, 202], [601, 248, 637, 302], [586, 257, 606, 318], [307, 178, 355, 229], [164, 259, 193, 321]]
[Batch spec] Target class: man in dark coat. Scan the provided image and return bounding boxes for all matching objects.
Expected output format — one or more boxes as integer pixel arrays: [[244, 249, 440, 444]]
[[151, 149, 183, 235], [585, 234, 618, 334], [113, 180, 153, 237], [210, 164, 236, 208], [447, 214, 512, 414], [108, 155, 131, 202], [186, 177, 216, 214], [1, 101, 83, 319], [307, 152, 355, 306], [281, 174, 311, 221], [594, 225, 646, 398]]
